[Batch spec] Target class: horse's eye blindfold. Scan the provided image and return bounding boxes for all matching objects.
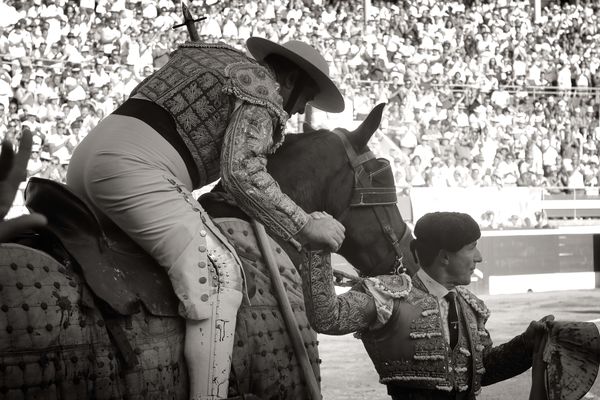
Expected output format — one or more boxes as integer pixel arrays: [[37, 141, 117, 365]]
[[351, 158, 397, 207]]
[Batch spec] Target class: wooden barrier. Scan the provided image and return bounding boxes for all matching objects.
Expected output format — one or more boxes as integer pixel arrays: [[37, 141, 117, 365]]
[[473, 228, 600, 295]]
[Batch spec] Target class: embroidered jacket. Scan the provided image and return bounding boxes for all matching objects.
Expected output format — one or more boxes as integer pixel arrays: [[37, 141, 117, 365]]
[[300, 250, 534, 399], [131, 42, 308, 240]]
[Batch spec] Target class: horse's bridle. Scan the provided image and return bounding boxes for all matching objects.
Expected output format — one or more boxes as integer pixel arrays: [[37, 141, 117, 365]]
[[333, 129, 405, 275]]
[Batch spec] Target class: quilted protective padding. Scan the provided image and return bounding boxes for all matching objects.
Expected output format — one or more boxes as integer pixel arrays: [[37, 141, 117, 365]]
[[213, 218, 321, 400], [0, 243, 187, 400], [0, 216, 321, 400]]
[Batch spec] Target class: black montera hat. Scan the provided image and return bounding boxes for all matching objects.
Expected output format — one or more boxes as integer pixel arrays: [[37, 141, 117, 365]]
[[413, 212, 481, 253]]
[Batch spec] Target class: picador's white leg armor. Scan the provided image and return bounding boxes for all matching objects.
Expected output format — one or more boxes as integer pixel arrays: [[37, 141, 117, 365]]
[[64, 114, 246, 399], [172, 225, 244, 400]]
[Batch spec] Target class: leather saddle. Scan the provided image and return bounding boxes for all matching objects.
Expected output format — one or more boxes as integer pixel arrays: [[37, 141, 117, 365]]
[[24, 177, 179, 317]]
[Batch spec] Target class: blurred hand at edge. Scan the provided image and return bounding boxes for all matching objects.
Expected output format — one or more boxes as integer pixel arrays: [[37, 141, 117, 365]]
[[0, 129, 47, 242]]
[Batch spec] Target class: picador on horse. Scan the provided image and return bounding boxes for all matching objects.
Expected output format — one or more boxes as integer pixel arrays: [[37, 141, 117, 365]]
[[3, 6, 600, 400], [0, 5, 415, 400]]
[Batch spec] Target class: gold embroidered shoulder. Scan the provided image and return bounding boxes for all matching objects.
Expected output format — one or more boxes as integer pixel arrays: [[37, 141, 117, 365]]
[[456, 286, 491, 322], [364, 274, 412, 327], [223, 62, 288, 135], [130, 42, 307, 240]]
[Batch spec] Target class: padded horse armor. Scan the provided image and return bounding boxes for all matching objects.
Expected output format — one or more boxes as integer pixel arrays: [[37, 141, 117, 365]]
[[24, 177, 180, 317], [211, 218, 320, 398], [0, 243, 188, 399], [18, 178, 320, 399]]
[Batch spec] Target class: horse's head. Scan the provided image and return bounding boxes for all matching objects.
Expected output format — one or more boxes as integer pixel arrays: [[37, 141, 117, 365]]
[[267, 103, 417, 276]]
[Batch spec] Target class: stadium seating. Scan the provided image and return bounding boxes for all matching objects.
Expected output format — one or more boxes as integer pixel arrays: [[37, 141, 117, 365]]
[[1, 0, 599, 227]]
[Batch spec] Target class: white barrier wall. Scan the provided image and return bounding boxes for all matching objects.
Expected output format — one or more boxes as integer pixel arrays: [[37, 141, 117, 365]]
[[409, 187, 544, 225], [489, 272, 597, 295]]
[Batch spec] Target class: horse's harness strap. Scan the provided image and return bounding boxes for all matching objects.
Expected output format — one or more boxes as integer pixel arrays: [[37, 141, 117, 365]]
[[333, 130, 398, 205], [351, 150, 376, 168], [350, 188, 398, 207], [333, 128, 361, 164]]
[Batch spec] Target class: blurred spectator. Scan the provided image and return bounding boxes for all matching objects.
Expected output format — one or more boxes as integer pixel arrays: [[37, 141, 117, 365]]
[[407, 155, 426, 187], [45, 118, 76, 166], [534, 210, 551, 229], [480, 210, 499, 230], [26, 143, 43, 177]]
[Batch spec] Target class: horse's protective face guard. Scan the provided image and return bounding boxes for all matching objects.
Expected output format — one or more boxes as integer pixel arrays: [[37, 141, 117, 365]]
[[334, 130, 405, 276], [350, 157, 397, 207]]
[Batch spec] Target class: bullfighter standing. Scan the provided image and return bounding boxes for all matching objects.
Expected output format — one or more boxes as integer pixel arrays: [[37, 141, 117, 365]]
[[300, 211, 552, 399]]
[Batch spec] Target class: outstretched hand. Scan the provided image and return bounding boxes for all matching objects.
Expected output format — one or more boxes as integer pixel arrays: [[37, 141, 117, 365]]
[[522, 314, 555, 351], [0, 129, 47, 242], [295, 211, 345, 252]]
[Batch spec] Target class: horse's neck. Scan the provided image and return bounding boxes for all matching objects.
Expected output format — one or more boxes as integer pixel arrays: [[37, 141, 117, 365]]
[[200, 132, 346, 267]]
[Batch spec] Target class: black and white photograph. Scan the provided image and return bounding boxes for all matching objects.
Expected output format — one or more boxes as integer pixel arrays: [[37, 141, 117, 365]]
[[1, 0, 600, 399]]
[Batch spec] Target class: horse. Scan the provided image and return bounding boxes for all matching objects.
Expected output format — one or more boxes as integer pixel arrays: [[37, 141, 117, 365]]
[[0, 103, 416, 399]]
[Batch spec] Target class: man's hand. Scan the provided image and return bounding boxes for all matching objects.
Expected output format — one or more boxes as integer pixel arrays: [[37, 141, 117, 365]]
[[0, 129, 47, 242], [295, 211, 345, 252], [522, 314, 555, 351]]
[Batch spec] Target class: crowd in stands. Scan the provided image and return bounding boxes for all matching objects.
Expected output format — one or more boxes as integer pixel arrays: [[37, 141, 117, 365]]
[[0, 0, 599, 200]]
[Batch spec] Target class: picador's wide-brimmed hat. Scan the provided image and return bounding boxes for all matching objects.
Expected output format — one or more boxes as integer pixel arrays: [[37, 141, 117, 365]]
[[246, 37, 345, 113]]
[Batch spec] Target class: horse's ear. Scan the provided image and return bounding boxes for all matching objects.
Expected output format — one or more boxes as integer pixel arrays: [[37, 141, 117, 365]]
[[303, 122, 316, 133], [349, 103, 386, 150]]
